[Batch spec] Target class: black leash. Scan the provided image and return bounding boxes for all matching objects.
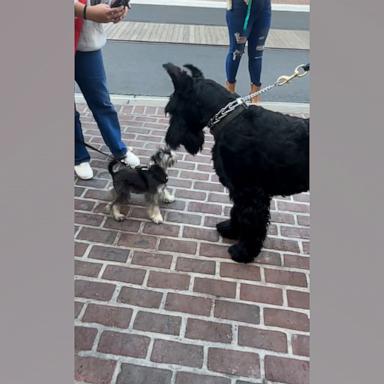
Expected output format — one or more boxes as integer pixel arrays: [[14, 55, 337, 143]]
[[77, 139, 127, 166]]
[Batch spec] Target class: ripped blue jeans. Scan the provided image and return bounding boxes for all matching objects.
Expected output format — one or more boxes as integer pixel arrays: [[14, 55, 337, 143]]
[[225, 0, 271, 86]]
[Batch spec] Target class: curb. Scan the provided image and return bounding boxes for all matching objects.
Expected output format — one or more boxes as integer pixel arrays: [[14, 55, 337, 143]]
[[131, 0, 310, 12], [75, 93, 310, 114]]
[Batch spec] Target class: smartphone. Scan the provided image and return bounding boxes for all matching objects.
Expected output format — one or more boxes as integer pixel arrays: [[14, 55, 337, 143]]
[[111, 0, 130, 8]]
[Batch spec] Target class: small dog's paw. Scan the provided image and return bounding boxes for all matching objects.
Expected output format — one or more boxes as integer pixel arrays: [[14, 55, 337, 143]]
[[228, 243, 254, 264], [161, 189, 175, 204], [113, 213, 125, 222], [216, 220, 239, 239], [150, 212, 164, 224], [163, 195, 175, 204], [105, 203, 112, 213], [148, 206, 164, 224]]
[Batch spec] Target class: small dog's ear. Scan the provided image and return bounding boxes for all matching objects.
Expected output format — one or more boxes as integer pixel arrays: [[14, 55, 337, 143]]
[[163, 62, 192, 91], [183, 64, 204, 79]]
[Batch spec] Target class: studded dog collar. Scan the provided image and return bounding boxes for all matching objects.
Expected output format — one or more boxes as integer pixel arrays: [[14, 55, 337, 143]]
[[207, 97, 248, 137]]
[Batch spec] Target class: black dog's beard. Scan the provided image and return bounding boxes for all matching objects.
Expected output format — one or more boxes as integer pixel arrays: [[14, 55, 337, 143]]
[[182, 130, 205, 155], [166, 128, 204, 155]]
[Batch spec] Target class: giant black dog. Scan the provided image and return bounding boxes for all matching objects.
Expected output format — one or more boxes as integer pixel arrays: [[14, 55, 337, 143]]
[[163, 63, 309, 263]]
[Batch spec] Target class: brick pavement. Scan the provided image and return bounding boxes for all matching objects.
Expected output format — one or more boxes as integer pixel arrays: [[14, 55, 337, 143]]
[[74, 101, 310, 384]]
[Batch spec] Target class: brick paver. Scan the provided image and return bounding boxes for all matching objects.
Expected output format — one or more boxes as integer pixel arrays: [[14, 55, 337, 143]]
[[74, 102, 310, 384]]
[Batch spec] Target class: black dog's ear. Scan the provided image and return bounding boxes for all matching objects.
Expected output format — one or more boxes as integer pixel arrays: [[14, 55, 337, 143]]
[[163, 63, 182, 88], [163, 63, 192, 91], [183, 64, 204, 79]]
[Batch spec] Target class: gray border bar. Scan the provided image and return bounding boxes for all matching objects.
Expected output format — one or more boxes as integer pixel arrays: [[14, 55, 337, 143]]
[[0, 2, 73, 383], [312, 0, 384, 382]]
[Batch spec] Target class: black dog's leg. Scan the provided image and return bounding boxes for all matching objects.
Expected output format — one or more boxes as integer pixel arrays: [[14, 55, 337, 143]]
[[216, 205, 240, 240], [228, 190, 271, 263]]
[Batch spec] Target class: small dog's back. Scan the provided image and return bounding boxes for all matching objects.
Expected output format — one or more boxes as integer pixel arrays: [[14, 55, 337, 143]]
[[109, 159, 152, 194], [109, 159, 168, 195]]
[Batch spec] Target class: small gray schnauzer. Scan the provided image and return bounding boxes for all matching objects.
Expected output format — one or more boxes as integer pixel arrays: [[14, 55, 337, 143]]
[[107, 147, 176, 224]]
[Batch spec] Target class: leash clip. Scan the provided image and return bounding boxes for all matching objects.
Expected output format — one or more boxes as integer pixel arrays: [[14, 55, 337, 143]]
[[235, 97, 248, 108], [276, 64, 310, 86]]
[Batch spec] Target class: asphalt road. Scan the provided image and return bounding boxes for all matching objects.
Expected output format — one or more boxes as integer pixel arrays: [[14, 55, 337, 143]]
[[75, 5, 309, 103], [100, 41, 310, 103]]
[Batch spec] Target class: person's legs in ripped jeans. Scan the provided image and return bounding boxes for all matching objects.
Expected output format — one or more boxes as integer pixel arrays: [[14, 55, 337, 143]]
[[75, 49, 127, 164], [225, 0, 249, 91], [247, 0, 271, 88]]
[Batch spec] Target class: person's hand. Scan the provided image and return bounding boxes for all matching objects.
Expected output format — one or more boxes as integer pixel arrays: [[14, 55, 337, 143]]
[[243, 0, 249, 4], [86, 3, 125, 23], [112, 6, 128, 24]]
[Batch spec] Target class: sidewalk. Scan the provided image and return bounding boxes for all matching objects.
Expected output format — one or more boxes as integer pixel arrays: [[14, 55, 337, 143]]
[[131, 0, 310, 8], [74, 98, 310, 384], [104, 23, 309, 50], [106, 0, 310, 50]]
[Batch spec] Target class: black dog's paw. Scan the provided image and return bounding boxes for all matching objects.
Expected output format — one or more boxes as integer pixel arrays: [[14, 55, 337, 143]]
[[216, 220, 239, 240], [228, 243, 254, 264]]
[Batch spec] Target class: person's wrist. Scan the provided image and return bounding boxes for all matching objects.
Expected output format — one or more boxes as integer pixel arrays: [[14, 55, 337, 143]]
[[83, 4, 88, 20]]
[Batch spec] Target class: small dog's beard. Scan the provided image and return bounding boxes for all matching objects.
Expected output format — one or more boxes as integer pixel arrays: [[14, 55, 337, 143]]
[[156, 152, 176, 170], [165, 156, 176, 168]]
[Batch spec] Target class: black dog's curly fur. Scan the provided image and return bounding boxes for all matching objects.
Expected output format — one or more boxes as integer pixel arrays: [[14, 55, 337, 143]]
[[163, 63, 309, 263]]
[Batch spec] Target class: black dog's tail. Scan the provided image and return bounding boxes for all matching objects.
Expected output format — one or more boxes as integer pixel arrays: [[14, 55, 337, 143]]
[[108, 159, 119, 177]]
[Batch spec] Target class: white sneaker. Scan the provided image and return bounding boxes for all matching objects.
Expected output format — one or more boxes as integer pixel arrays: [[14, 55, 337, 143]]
[[122, 150, 140, 168], [74, 162, 94, 180]]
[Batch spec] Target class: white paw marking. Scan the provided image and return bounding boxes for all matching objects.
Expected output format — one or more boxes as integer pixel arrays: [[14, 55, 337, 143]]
[[161, 189, 175, 203], [149, 206, 163, 224], [112, 205, 125, 221], [113, 213, 125, 222]]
